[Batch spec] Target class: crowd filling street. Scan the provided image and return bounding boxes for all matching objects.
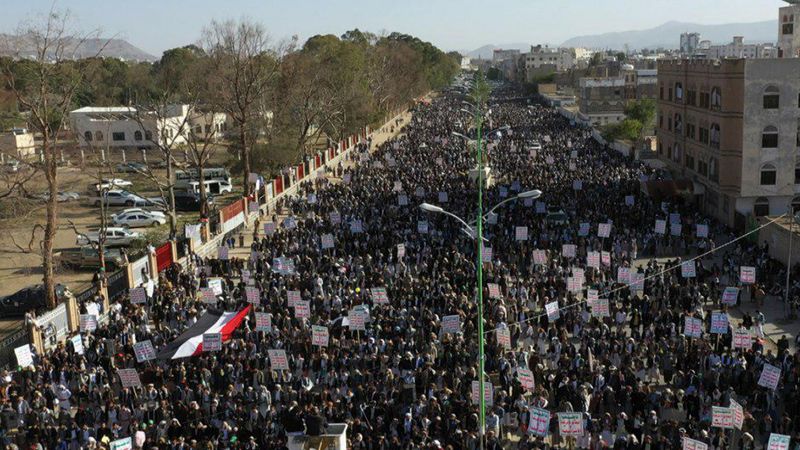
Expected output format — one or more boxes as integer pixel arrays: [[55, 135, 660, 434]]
[[2, 83, 800, 450]]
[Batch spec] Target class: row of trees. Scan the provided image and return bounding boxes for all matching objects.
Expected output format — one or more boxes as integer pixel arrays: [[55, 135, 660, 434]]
[[0, 11, 460, 308]]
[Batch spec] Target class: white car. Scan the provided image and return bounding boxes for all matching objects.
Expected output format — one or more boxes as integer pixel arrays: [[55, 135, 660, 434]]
[[111, 209, 167, 228], [76, 227, 142, 247], [95, 178, 133, 191]]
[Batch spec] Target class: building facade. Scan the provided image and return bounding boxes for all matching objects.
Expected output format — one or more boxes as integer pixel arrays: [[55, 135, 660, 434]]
[[0, 128, 35, 159], [680, 32, 701, 54], [779, 0, 800, 58], [578, 66, 657, 126], [701, 36, 778, 59], [656, 58, 800, 227]]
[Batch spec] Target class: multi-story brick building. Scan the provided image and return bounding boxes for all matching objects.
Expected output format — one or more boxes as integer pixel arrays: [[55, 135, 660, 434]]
[[656, 58, 800, 228]]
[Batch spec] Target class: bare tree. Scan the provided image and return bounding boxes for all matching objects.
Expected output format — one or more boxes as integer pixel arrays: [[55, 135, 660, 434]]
[[184, 107, 222, 220], [201, 19, 280, 198], [0, 9, 105, 308]]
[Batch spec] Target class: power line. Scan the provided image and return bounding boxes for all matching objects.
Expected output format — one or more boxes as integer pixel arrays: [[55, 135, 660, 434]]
[[487, 214, 787, 335]]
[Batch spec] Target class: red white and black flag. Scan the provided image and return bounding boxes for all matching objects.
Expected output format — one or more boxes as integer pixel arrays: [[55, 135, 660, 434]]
[[157, 306, 251, 359]]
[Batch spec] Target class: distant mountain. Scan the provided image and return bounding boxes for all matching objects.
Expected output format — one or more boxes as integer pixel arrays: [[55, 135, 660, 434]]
[[560, 20, 778, 50], [0, 34, 157, 61], [464, 43, 533, 60]]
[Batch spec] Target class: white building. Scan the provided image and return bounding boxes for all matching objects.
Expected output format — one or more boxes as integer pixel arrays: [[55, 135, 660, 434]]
[[69, 105, 211, 149], [680, 32, 701, 54], [702, 36, 778, 59], [0, 128, 35, 159], [779, 0, 800, 58]]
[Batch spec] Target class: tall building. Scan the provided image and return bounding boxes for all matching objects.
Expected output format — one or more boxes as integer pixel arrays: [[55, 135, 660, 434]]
[[778, 0, 800, 57], [578, 65, 657, 126], [702, 36, 778, 59], [656, 58, 800, 228], [680, 32, 701, 54]]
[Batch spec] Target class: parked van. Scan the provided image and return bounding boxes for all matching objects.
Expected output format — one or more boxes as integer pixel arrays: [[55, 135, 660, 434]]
[[175, 179, 233, 196]]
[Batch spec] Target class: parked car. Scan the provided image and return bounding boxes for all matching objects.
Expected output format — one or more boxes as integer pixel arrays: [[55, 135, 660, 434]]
[[116, 162, 147, 173], [75, 227, 142, 247], [92, 178, 133, 191], [92, 190, 142, 207], [0, 284, 70, 317], [57, 246, 125, 270], [174, 191, 215, 212], [38, 191, 81, 202], [175, 179, 233, 196], [111, 209, 167, 227]]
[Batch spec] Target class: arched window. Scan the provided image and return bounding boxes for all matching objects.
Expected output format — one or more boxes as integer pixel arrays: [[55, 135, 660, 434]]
[[763, 86, 780, 109], [95, 131, 103, 141], [675, 82, 683, 101], [792, 196, 800, 213], [83, 131, 92, 142], [709, 157, 719, 182], [711, 87, 721, 109], [760, 163, 777, 185], [673, 143, 682, 163], [754, 197, 770, 217], [134, 130, 143, 141], [674, 113, 683, 134], [710, 123, 720, 149], [762, 126, 779, 148]]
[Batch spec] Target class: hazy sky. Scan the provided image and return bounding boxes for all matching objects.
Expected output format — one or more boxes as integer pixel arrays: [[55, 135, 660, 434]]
[[0, 0, 788, 56]]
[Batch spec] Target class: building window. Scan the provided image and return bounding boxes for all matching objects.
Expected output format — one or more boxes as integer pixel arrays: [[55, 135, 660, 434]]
[[668, 88, 673, 101], [686, 123, 696, 139], [699, 91, 710, 108], [667, 144, 672, 159], [685, 153, 694, 170], [792, 196, 800, 213], [667, 117, 672, 131], [710, 123, 721, 149], [754, 197, 770, 217], [711, 87, 721, 109], [699, 126, 709, 144], [112, 132, 125, 142], [673, 143, 682, 163], [784, 23, 794, 35], [95, 131, 103, 141], [697, 159, 707, 177], [658, 142, 663, 155], [660, 86, 664, 100], [763, 86, 780, 109], [134, 131, 143, 141], [145, 130, 153, 141], [686, 88, 696, 106], [659, 114, 663, 129], [83, 131, 92, 142], [674, 113, 683, 134], [762, 126, 779, 148], [760, 164, 777, 185], [675, 82, 683, 102], [795, 163, 800, 185], [709, 157, 719, 182]]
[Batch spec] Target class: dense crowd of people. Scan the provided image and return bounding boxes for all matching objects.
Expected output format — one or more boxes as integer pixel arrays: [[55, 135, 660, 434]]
[[1, 81, 799, 449]]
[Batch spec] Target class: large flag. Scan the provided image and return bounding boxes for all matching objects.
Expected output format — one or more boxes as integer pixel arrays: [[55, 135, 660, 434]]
[[157, 306, 251, 359]]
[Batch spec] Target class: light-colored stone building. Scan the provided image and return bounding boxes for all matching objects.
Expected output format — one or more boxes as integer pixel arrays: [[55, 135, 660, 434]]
[[578, 65, 657, 126], [701, 36, 778, 59], [656, 58, 800, 228], [0, 128, 35, 159], [779, 0, 800, 58]]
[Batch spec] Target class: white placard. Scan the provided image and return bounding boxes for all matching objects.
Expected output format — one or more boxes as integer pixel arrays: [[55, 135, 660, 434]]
[[730, 398, 744, 430], [14, 344, 33, 368], [71, 335, 84, 355], [348, 308, 368, 331], [517, 367, 535, 390], [268, 349, 289, 370], [321, 234, 334, 249], [545, 301, 560, 321], [683, 316, 703, 338], [529, 407, 550, 437], [255, 312, 272, 332], [370, 287, 389, 304], [442, 315, 461, 334], [496, 325, 511, 349], [767, 434, 791, 450], [710, 312, 729, 334], [133, 340, 156, 362], [533, 250, 548, 265], [287, 290, 301, 307], [587, 251, 600, 269], [515, 226, 528, 241], [597, 222, 611, 238], [312, 325, 329, 347], [712, 406, 734, 429], [294, 300, 311, 319], [471, 380, 493, 406], [722, 287, 739, 305], [203, 333, 222, 351], [740, 266, 756, 284], [681, 260, 696, 278], [683, 437, 708, 450], [696, 224, 709, 238], [558, 412, 584, 437], [488, 282, 501, 299], [110, 437, 133, 450], [117, 369, 142, 388], [129, 287, 147, 304], [655, 219, 666, 235], [733, 328, 752, 350], [80, 314, 98, 332], [562, 244, 576, 258], [397, 243, 406, 258], [217, 246, 229, 260], [758, 363, 781, 390], [245, 287, 260, 304]]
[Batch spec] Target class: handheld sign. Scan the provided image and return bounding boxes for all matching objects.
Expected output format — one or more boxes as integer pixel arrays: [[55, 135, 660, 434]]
[[516, 367, 535, 391], [245, 287, 260, 304], [711, 406, 734, 429], [587, 251, 600, 269], [80, 314, 98, 332], [268, 349, 289, 371], [592, 298, 610, 318], [758, 363, 781, 390], [496, 325, 511, 350], [203, 333, 222, 352], [683, 317, 703, 338], [129, 287, 147, 304], [533, 250, 548, 265], [217, 246, 229, 260], [655, 220, 666, 235], [487, 283, 501, 299], [117, 369, 142, 388], [545, 301, 560, 321], [441, 315, 461, 334], [321, 234, 334, 249], [730, 398, 744, 430], [200, 288, 217, 304], [14, 344, 33, 368], [312, 325, 329, 347], [710, 312, 729, 334], [370, 287, 389, 304], [110, 437, 133, 450], [471, 380, 493, 406], [438, 191, 448, 203], [287, 290, 301, 307], [722, 287, 739, 305], [71, 335, 84, 355], [558, 412, 584, 437], [733, 328, 752, 350], [696, 224, 709, 238], [617, 267, 631, 284], [683, 437, 708, 450], [255, 312, 272, 332], [597, 223, 611, 238], [767, 434, 791, 450], [529, 408, 550, 437], [740, 266, 756, 284], [601, 251, 611, 266], [417, 221, 429, 234], [397, 243, 406, 258], [133, 340, 156, 362], [578, 223, 590, 237], [681, 260, 696, 278], [348, 308, 367, 331], [294, 300, 311, 319], [515, 226, 528, 241], [397, 194, 408, 206], [562, 244, 576, 258], [482, 246, 493, 263], [670, 223, 682, 236]]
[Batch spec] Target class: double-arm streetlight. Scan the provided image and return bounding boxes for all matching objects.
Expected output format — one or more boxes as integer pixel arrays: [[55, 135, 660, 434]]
[[419, 101, 542, 450]]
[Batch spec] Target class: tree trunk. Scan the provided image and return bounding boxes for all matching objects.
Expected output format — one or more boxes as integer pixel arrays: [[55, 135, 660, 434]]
[[239, 121, 251, 197], [198, 159, 208, 219], [42, 138, 59, 309], [166, 152, 177, 239]]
